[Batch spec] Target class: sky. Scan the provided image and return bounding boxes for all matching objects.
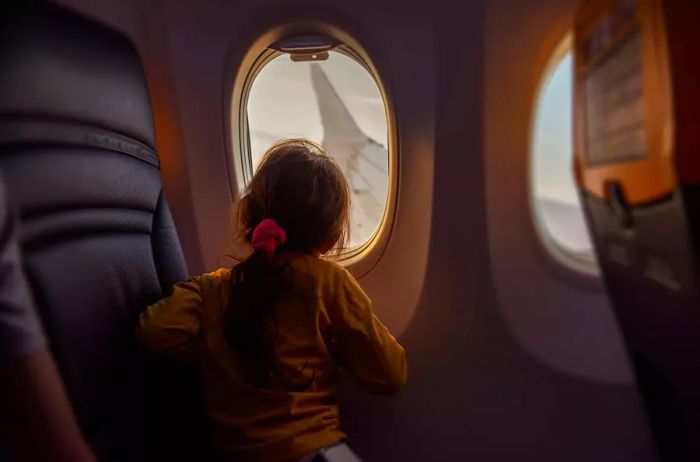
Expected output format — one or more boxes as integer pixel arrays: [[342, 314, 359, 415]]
[[532, 53, 578, 205], [532, 52, 594, 254], [247, 51, 387, 167]]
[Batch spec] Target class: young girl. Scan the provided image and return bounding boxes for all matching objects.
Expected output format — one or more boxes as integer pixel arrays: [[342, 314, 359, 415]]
[[137, 139, 407, 462]]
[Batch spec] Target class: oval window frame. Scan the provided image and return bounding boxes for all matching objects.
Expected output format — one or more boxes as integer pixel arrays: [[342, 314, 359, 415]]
[[227, 24, 398, 278]]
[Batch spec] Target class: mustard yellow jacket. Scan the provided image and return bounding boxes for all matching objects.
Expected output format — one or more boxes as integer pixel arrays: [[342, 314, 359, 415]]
[[136, 253, 407, 462]]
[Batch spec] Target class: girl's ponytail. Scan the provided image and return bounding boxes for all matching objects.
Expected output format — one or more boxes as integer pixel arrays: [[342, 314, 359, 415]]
[[224, 219, 287, 386]]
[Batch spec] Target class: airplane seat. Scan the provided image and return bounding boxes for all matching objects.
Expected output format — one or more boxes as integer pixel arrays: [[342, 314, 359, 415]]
[[0, 4, 205, 461], [574, 0, 700, 459]]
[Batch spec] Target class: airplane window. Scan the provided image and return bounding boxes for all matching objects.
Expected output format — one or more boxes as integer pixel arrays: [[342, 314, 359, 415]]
[[244, 49, 389, 251], [531, 50, 598, 269]]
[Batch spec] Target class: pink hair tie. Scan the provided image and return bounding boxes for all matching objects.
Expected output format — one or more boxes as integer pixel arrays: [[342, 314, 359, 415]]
[[251, 219, 286, 259]]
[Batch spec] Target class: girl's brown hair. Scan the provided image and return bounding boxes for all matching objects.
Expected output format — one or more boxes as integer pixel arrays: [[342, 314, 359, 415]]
[[225, 139, 351, 388]]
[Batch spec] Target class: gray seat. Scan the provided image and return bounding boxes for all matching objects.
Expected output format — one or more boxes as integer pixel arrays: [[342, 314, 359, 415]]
[[0, 4, 198, 460]]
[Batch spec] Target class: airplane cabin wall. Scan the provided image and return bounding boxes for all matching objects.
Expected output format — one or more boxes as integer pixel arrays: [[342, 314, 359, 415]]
[[52, 0, 658, 460], [485, 0, 635, 384]]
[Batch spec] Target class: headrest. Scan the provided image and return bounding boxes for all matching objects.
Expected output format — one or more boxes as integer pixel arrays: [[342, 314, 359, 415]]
[[0, 4, 157, 153]]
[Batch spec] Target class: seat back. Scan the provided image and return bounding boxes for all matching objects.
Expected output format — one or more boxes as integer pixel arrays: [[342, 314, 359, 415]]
[[574, 1, 700, 459], [0, 5, 189, 460]]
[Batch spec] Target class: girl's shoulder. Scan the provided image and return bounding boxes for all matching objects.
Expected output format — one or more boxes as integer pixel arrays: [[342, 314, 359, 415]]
[[284, 253, 349, 280], [195, 256, 351, 288], [197, 267, 232, 287]]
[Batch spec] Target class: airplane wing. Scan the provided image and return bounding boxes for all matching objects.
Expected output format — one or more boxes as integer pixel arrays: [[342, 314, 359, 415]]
[[309, 63, 389, 245]]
